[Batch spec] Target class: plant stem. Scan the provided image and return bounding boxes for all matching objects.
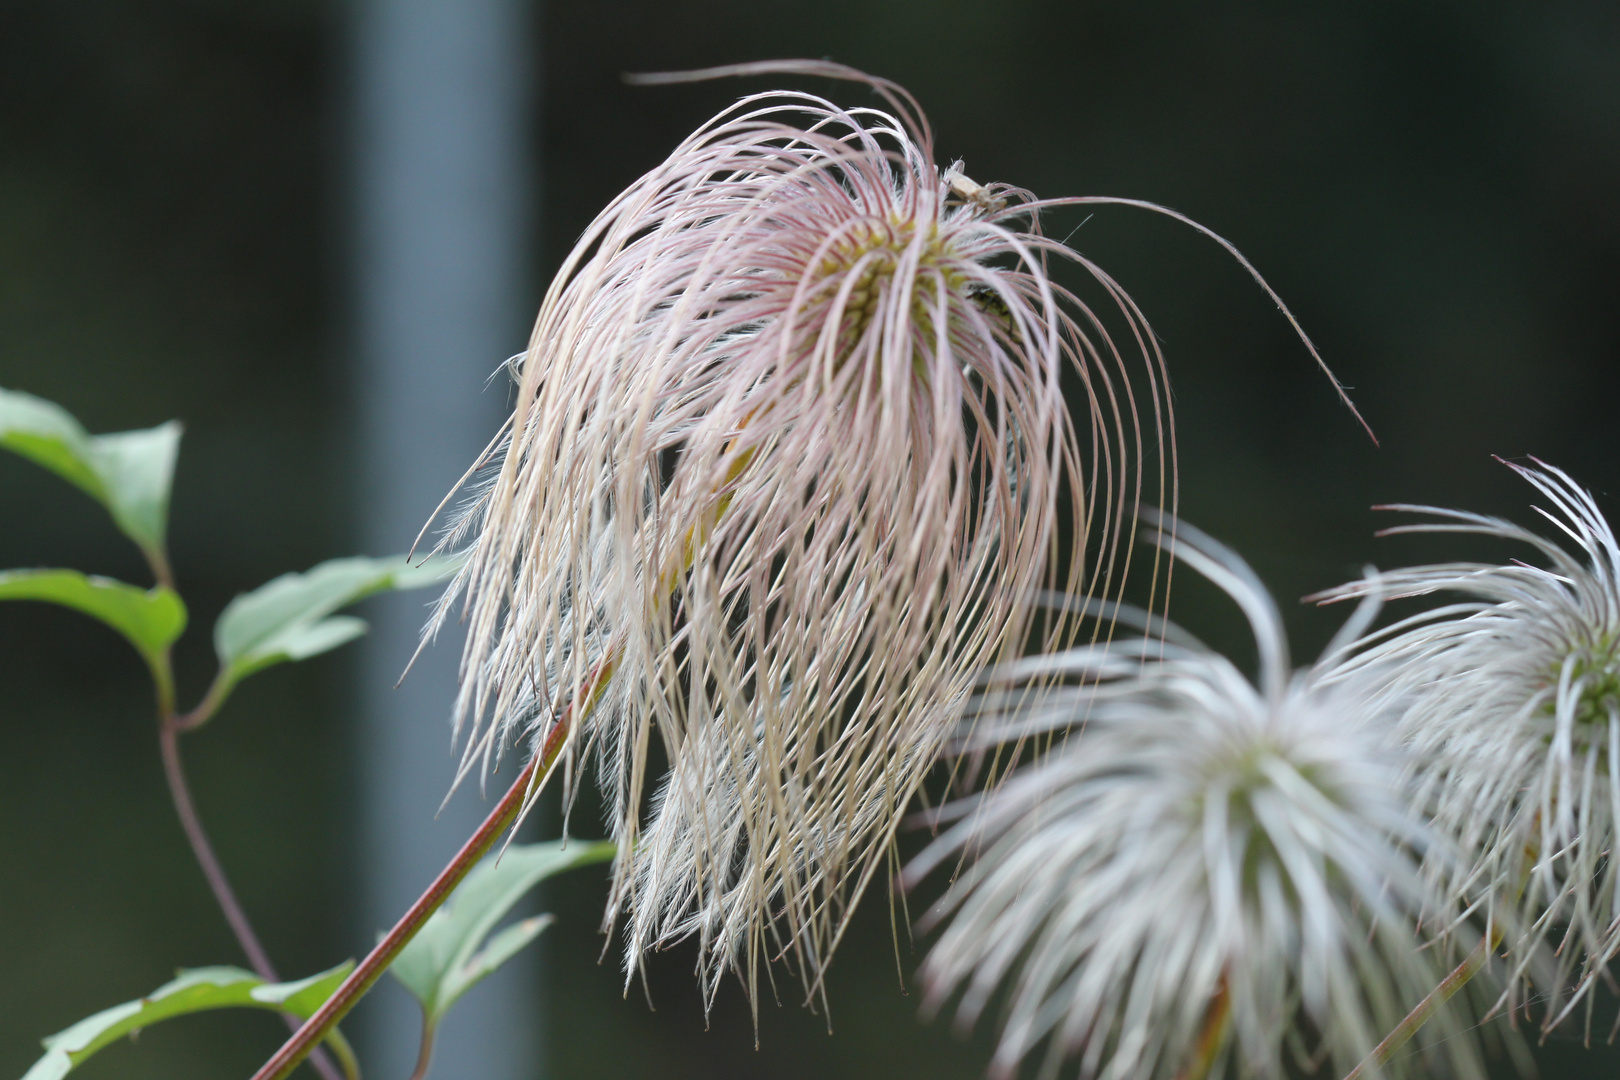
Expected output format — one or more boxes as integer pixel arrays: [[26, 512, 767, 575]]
[[405, 1019, 437, 1080], [159, 715, 347, 1080], [1341, 936, 1491, 1080], [159, 718, 280, 978], [145, 543, 176, 593], [143, 548, 343, 1079], [1341, 843, 1530, 1080], [250, 678, 590, 1080], [1176, 976, 1231, 1080], [174, 668, 232, 732]]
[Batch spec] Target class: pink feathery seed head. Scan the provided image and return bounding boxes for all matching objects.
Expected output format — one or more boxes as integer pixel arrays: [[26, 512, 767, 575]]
[[422, 59, 1341, 1009]]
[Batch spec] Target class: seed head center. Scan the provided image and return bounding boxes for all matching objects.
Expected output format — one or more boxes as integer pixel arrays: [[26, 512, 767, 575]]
[[1558, 638, 1620, 730], [805, 216, 971, 378]]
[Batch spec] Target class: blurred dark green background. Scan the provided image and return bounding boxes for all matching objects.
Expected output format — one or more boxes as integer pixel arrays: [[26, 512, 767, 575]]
[[2, 1, 1617, 1077]]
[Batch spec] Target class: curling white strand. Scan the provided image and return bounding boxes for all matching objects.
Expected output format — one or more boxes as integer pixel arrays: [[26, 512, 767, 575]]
[[910, 523, 1478, 1080], [1320, 458, 1620, 1029]]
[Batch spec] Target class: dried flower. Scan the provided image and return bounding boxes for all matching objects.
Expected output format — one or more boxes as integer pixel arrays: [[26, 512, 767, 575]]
[[1319, 459, 1620, 1029], [910, 522, 1476, 1080]]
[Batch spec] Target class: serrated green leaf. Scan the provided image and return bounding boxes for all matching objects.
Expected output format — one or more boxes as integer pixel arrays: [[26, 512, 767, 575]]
[[390, 840, 615, 1023], [0, 570, 185, 675], [0, 388, 181, 561], [211, 553, 463, 702], [22, 962, 356, 1080]]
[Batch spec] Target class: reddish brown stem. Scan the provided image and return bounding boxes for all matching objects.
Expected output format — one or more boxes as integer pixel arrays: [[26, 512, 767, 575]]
[[145, 546, 343, 1079], [159, 717, 347, 1080], [159, 718, 282, 980], [251, 711, 576, 1080]]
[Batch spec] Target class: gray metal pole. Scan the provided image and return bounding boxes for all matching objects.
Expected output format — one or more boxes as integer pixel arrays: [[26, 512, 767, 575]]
[[350, 2, 535, 1077]]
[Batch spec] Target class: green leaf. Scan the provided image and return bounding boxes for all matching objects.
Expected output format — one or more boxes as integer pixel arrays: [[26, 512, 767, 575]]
[[390, 840, 615, 1024], [22, 962, 357, 1080], [0, 570, 185, 676], [441, 915, 554, 1011], [0, 390, 102, 496], [211, 553, 462, 701], [89, 423, 182, 558], [0, 387, 181, 561]]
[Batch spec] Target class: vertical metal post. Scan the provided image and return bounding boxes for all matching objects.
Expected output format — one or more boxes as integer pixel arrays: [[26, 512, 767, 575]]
[[350, 2, 534, 1077]]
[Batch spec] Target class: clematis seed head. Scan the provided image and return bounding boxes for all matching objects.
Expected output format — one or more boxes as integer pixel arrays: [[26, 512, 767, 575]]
[[910, 522, 1481, 1080], [1320, 458, 1620, 1031], [425, 59, 1342, 1009]]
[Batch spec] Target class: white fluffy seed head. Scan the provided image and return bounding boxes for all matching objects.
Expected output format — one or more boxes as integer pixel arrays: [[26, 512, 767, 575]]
[[1320, 459, 1620, 1029], [910, 523, 1478, 1080], [428, 61, 1172, 1005]]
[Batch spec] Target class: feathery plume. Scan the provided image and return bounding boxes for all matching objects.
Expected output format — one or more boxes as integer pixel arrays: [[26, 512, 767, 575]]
[[428, 54, 1359, 1007], [427, 60, 1179, 1005], [1319, 459, 1620, 1030], [909, 522, 1477, 1080]]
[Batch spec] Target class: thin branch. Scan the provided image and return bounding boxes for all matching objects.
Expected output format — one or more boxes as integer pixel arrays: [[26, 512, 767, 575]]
[[159, 716, 347, 1080], [250, 659, 600, 1080], [144, 541, 344, 1077], [159, 718, 280, 979], [1342, 937, 1490, 1080]]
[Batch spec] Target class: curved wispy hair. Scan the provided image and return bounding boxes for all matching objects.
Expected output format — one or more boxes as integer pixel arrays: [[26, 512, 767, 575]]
[[908, 522, 1477, 1080], [1319, 459, 1620, 1031], [427, 59, 1348, 1005]]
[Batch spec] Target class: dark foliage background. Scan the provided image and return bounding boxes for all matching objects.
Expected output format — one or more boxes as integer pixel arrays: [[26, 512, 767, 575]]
[[1, 1, 1617, 1077]]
